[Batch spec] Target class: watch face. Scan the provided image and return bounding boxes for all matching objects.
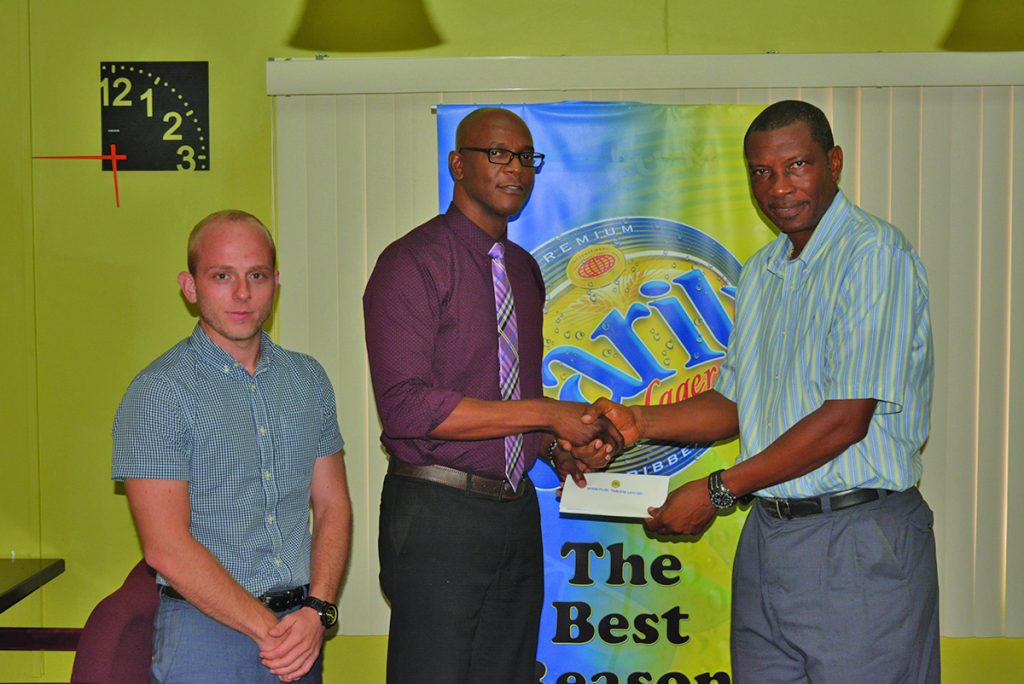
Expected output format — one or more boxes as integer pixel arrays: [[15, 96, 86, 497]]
[[710, 490, 735, 509], [323, 603, 339, 628], [708, 470, 735, 509], [100, 61, 210, 171]]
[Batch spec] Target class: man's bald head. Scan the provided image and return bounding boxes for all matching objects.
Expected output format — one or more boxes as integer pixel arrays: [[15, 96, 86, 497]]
[[455, 108, 530, 149], [187, 210, 276, 275]]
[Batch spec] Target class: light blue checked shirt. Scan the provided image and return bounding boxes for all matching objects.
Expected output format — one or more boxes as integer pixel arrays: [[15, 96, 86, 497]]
[[716, 190, 933, 498], [112, 325, 344, 595]]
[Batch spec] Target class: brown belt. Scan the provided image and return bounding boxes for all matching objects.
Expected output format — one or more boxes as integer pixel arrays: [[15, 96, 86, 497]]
[[388, 460, 526, 501]]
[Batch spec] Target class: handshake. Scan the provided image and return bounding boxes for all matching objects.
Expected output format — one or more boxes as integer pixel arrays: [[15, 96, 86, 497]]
[[541, 389, 737, 536], [545, 398, 642, 485]]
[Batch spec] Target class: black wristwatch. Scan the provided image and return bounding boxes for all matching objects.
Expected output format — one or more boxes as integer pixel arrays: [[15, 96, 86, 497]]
[[302, 596, 338, 628], [707, 469, 739, 510]]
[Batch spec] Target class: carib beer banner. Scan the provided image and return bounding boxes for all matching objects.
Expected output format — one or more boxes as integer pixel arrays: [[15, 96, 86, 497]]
[[437, 102, 774, 684]]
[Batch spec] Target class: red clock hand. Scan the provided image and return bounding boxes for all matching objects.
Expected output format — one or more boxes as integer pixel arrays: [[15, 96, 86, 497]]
[[33, 143, 127, 208]]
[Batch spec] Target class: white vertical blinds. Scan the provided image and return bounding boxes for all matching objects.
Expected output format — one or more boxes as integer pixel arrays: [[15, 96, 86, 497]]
[[269, 55, 1024, 637]]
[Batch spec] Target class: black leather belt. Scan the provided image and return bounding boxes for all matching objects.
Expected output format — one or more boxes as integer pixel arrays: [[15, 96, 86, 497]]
[[388, 460, 526, 501], [759, 488, 889, 519], [160, 584, 308, 611]]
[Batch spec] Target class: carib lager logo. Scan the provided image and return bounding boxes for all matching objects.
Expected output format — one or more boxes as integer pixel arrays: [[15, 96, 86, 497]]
[[532, 216, 741, 478]]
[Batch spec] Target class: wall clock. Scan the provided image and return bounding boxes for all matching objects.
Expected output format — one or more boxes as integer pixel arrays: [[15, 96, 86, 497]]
[[100, 61, 209, 171]]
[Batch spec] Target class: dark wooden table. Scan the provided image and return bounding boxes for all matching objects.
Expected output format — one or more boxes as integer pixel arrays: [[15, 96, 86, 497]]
[[0, 558, 65, 614]]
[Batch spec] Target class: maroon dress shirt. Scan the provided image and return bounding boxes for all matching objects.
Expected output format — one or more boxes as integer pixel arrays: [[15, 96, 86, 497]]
[[363, 204, 546, 479]]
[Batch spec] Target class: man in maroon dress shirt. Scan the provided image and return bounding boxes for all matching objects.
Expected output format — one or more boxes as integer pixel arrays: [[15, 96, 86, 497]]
[[363, 108, 615, 683]]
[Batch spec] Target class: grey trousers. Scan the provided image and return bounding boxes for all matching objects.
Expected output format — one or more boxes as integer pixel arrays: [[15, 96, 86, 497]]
[[731, 487, 940, 684]]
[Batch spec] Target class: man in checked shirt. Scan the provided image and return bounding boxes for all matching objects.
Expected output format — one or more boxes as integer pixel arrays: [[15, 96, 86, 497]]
[[112, 210, 351, 682]]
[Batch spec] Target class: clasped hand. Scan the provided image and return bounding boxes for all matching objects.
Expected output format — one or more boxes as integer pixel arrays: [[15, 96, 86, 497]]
[[557, 398, 640, 465], [259, 607, 324, 682], [558, 397, 716, 537], [547, 400, 624, 460]]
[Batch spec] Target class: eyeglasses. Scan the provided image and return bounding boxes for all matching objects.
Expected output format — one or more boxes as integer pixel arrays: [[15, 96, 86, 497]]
[[458, 147, 545, 168]]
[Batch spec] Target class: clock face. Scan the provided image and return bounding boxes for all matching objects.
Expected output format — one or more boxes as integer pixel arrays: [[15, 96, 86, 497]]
[[100, 61, 210, 171]]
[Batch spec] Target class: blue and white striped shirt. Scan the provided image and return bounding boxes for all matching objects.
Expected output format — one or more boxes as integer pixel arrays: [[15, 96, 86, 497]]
[[716, 190, 933, 498], [112, 325, 344, 595]]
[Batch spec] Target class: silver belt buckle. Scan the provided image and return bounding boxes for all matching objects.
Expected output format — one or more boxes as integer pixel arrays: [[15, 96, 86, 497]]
[[498, 478, 519, 501], [768, 497, 792, 519]]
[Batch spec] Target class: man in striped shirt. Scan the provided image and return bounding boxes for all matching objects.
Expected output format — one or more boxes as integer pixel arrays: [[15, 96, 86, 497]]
[[582, 100, 939, 683]]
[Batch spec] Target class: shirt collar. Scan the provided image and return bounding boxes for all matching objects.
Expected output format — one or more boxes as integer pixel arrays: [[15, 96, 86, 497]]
[[765, 190, 849, 275], [444, 203, 509, 254], [188, 324, 275, 376]]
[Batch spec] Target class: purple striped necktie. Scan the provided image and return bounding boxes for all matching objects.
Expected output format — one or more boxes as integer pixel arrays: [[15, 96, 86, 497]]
[[488, 242, 525, 490]]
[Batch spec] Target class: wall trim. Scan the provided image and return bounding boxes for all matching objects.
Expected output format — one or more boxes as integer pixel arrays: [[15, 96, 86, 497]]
[[267, 52, 1024, 95]]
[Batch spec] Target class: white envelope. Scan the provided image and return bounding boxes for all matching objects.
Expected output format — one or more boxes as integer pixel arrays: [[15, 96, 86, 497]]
[[559, 473, 669, 519]]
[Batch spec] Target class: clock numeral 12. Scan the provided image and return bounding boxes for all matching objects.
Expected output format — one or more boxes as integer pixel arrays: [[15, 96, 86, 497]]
[[101, 77, 155, 118], [100, 77, 133, 107]]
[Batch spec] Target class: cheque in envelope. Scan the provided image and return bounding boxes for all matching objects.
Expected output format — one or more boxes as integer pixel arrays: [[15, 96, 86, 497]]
[[559, 473, 669, 519]]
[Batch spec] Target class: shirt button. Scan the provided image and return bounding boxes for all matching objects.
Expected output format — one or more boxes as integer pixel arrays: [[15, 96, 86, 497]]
[[273, 558, 283, 567], [223, 366, 231, 374], [259, 426, 267, 436], [266, 515, 275, 524], [263, 470, 272, 480], [250, 384, 256, 391]]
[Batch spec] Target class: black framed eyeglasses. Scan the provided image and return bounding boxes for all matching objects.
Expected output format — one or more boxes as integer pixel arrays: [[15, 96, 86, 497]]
[[458, 147, 545, 168]]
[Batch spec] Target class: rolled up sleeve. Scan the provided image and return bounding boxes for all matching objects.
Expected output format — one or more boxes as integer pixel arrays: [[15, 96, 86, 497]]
[[363, 244, 463, 439]]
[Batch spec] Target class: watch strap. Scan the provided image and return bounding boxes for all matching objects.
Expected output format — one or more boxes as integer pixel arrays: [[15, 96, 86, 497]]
[[544, 438, 559, 463], [302, 595, 338, 628], [707, 469, 738, 510]]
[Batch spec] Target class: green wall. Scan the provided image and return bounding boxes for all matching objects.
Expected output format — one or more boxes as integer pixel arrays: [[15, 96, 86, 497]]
[[1, 0, 44, 675], [0, 0, 1019, 680]]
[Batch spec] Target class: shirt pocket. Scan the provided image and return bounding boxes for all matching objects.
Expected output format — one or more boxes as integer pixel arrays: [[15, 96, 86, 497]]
[[274, 409, 320, 477]]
